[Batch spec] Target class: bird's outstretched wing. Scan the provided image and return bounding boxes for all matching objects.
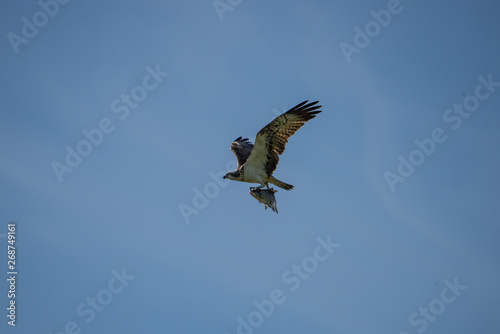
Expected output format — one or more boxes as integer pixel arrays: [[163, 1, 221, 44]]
[[230, 137, 254, 168], [244, 100, 322, 174]]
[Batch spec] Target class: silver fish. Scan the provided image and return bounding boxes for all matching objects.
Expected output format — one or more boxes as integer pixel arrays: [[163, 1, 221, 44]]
[[249, 187, 278, 213]]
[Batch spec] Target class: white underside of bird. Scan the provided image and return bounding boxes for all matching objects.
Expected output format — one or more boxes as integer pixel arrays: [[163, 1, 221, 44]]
[[235, 165, 279, 189]]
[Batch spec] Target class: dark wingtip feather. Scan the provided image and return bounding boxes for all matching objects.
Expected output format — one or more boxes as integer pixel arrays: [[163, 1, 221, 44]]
[[233, 136, 251, 143], [302, 101, 322, 111], [293, 100, 309, 110], [290, 100, 322, 114]]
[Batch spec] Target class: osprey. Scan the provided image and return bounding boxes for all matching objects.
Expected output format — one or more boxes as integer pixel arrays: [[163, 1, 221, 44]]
[[223, 100, 322, 190]]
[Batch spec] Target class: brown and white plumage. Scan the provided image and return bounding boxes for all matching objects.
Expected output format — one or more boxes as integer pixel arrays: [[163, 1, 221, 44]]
[[223, 100, 322, 190], [230, 137, 253, 168]]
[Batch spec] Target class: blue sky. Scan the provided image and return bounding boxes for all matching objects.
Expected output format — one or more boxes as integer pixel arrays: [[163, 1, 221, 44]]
[[1, 0, 500, 333]]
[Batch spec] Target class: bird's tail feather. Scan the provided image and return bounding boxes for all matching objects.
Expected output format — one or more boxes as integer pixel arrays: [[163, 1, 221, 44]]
[[269, 176, 294, 191]]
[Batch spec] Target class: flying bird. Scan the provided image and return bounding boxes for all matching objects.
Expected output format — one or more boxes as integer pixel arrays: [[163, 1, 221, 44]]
[[223, 100, 322, 190]]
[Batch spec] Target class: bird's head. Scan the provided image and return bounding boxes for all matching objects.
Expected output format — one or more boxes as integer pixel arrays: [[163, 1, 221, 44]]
[[223, 170, 240, 180]]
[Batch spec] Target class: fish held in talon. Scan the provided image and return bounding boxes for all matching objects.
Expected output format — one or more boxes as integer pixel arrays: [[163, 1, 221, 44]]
[[223, 100, 323, 211], [250, 187, 278, 213]]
